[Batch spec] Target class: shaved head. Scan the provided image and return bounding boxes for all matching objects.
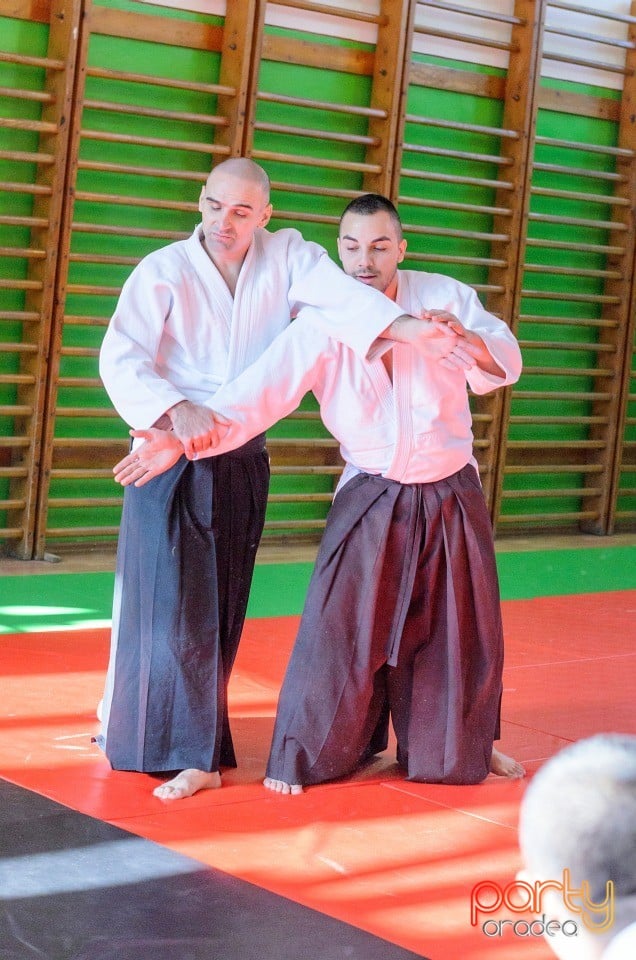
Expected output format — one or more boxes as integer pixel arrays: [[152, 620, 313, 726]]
[[209, 158, 270, 202]]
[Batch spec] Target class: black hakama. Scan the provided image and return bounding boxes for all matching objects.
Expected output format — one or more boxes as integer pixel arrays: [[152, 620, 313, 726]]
[[100, 435, 269, 773], [265, 463, 504, 786]]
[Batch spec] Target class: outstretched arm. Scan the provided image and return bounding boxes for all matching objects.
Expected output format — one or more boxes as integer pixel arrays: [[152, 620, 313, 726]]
[[114, 320, 329, 486]]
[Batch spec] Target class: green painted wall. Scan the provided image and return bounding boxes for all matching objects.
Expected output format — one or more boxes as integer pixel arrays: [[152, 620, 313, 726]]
[[0, 2, 633, 540]]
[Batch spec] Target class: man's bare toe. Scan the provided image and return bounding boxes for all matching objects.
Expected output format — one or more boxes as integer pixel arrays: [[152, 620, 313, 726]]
[[490, 748, 526, 779], [263, 776, 303, 795], [153, 768, 221, 800]]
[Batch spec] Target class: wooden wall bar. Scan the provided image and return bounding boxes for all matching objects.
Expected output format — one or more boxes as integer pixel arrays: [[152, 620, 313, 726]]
[[32, 0, 245, 554], [394, 0, 544, 510], [613, 0, 636, 530], [1, 0, 82, 558], [499, 0, 636, 534], [0, 0, 635, 557], [239, 0, 414, 533]]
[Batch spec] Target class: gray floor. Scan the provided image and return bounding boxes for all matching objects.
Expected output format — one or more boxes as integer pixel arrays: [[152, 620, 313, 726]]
[[0, 779, 428, 960]]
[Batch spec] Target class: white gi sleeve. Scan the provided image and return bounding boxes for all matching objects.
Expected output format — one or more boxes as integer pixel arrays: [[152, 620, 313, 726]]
[[198, 318, 331, 457], [99, 262, 187, 428], [458, 286, 522, 394]]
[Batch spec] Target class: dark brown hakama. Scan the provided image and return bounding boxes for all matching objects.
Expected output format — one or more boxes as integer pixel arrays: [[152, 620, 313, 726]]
[[100, 436, 269, 773], [265, 464, 503, 786]]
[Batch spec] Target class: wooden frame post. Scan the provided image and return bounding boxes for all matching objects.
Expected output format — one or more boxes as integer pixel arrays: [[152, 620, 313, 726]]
[[5, 0, 83, 559], [486, 0, 547, 521], [363, 0, 414, 196]]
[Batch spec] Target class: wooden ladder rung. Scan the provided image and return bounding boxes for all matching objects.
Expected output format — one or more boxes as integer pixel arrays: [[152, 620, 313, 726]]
[[258, 91, 387, 119], [0, 117, 58, 134], [400, 167, 514, 190], [502, 487, 604, 498], [81, 128, 228, 155], [545, 24, 636, 52], [0, 149, 55, 164], [268, 0, 386, 26], [419, 1, 524, 27], [0, 50, 65, 70], [413, 24, 515, 53], [404, 114, 519, 139], [534, 136, 634, 159], [547, 1, 636, 27], [78, 160, 206, 182], [402, 142, 514, 166], [406, 251, 508, 267], [542, 50, 633, 75], [251, 149, 382, 175], [497, 510, 600, 523], [254, 121, 380, 148], [87, 65, 236, 97], [83, 97, 230, 128], [72, 222, 188, 241]]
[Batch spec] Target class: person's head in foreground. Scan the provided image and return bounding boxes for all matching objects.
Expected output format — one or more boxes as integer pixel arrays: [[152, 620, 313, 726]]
[[337, 193, 406, 300], [518, 733, 636, 960]]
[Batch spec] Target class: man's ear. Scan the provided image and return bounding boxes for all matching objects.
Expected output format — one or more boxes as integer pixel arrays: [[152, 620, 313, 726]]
[[397, 238, 407, 264], [198, 185, 206, 213], [259, 203, 273, 228]]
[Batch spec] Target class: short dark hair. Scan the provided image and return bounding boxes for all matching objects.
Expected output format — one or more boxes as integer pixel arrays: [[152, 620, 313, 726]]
[[339, 193, 403, 240]]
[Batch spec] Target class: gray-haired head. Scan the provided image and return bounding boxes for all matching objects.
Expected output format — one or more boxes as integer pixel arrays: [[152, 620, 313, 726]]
[[519, 733, 636, 903]]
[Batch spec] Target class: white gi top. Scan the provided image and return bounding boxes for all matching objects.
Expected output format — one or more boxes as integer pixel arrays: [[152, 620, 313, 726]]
[[603, 922, 636, 960], [99, 224, 407, 429], [208, 270, 522, 485]]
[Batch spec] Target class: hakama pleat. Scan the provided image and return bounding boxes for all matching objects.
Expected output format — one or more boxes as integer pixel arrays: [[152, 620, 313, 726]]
[[99, 438, 269, 773], [265, 464, 503, 786]]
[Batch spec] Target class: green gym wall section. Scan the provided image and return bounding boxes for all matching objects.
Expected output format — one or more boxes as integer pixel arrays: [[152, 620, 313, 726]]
[[1, 0, 635, 550]]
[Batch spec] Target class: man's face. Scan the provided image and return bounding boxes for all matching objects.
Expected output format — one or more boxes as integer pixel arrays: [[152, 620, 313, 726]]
[[198, 168, 272, 263], [337, 209, 406, 295]]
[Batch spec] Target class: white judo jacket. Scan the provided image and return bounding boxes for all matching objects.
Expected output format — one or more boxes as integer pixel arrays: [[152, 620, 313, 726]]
[[207, 270, 522, 485]]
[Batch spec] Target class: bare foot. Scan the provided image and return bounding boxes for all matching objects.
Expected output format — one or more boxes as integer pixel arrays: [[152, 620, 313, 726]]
[[490, 748, 525, 779], [263, 776, 303, 796], [153, 768, 221, 800]]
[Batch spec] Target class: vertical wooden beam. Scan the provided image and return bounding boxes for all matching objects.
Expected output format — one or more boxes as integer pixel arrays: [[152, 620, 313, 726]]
[[7, 0, 83, 559], [487, 0, 547, 525], [30, 0, 87, 558], [215, 0, 263, 157], [597, 0, 636, 534], [363, 0, 414, 197], [388, 0, 415, 204]]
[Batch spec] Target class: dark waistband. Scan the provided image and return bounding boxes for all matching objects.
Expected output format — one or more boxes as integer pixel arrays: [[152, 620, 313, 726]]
[[222, 432, 267, 460], [355, 461, 477, 489]]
